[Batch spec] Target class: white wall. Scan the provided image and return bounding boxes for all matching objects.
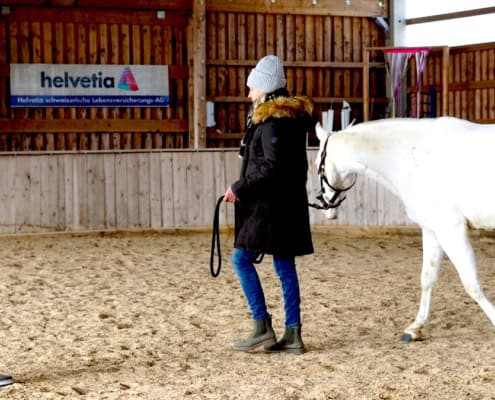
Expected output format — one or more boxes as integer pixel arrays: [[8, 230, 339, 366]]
[[392, 0, 495, 47]]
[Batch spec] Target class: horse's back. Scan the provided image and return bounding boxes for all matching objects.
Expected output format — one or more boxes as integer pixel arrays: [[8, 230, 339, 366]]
[[356, 117, 495, 161], [354, 116, 495, 137], [349, 117, 495, 230]]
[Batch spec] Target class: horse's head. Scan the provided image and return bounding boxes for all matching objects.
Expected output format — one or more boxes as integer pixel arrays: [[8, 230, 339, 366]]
[[313, 122, 356, 219]]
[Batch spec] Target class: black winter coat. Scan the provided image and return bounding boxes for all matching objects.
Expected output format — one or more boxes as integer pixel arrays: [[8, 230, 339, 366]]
[[231, 94, 314, 257]]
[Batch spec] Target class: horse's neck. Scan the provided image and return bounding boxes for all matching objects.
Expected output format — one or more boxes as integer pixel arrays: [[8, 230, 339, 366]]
[[331, 131, 407, 196]]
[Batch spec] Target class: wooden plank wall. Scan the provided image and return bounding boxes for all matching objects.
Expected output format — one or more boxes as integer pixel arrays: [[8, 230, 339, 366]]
[[0, 6, 190, 151], [0, 149, 411, 234], [409, 42, 495, 123], [205, 11, 388, 147], [0, 1, 391, 151], [448, 43, 495, 123]]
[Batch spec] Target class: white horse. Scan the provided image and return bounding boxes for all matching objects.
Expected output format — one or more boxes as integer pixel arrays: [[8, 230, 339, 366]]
[[314, 116, 495, 342]]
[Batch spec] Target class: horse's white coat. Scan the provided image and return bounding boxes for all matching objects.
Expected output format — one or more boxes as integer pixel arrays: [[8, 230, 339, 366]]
[[315, 117, 495, 340]]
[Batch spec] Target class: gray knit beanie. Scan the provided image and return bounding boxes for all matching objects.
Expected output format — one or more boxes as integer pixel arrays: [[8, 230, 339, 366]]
[[247, 55, 286, 93]]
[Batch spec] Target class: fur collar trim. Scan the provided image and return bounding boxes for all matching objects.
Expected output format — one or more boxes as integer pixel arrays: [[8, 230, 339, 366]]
[[251, 96, 314, 125]]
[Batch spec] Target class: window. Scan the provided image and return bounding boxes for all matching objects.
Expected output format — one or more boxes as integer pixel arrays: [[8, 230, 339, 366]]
[[400, 0, 495, 46]]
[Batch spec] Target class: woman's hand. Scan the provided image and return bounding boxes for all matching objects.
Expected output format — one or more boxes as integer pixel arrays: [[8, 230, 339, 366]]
[[224, 187, 238, 203]]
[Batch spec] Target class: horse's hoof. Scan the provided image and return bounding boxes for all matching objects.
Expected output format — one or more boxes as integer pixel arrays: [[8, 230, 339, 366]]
[[400, 333, 414, 343]]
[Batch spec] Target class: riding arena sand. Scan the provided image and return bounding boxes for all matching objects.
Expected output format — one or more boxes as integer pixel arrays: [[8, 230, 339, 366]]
[[1, 226, 495, 400]]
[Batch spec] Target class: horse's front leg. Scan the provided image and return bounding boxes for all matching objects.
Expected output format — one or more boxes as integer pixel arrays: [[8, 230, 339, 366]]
[[401, 228, 444, 342]]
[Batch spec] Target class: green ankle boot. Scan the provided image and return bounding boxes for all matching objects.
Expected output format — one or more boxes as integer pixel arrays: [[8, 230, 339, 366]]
[[0, 373, 13, 387], [266, 326, 305, 355], [233, 317, 277, 351]]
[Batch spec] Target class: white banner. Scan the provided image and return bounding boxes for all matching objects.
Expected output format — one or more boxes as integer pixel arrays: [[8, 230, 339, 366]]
[[10, 64, 169, 107]]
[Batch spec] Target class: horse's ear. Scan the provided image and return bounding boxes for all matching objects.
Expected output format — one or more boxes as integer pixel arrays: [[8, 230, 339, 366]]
[[315, 122, 330, 143]]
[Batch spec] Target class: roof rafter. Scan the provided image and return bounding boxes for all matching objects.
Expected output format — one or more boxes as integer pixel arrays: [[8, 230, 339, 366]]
[[406, 6, 495, 25]]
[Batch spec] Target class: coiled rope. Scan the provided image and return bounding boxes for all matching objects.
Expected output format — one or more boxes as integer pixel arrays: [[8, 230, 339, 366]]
[[209, 196, 264, 277], [210, 196, 225, 277]]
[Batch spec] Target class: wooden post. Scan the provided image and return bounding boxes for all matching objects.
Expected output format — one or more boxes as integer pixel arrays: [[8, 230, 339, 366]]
[[363, 48, 370, 121], [442, 46, 449, 116], [190, 0, 207, 148]]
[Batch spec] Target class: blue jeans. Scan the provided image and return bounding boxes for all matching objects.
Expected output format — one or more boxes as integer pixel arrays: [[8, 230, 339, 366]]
[[231, 248, 301, 327]]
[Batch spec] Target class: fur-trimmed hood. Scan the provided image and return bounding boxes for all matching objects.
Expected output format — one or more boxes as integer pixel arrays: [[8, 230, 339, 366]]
[[251, 96, 314, 125]]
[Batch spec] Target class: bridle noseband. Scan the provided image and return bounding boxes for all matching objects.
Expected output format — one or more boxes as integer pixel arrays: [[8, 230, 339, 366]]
[[309, 136, 357, 210]]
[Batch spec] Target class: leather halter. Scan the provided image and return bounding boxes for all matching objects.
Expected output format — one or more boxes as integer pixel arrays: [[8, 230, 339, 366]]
[[309, 136, 356, 210]]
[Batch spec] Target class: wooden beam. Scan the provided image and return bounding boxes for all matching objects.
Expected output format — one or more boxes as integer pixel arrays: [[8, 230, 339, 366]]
[[472, 119, 495, 124], [366, 45, 446, 51], [206, 59, 385, 69], [206, 0, 388, 17], [191, 0, 207, 148], [78, 0, 193, 10], [449, 42, 495, 53], [409, 80, 495, 93], [0, 118, 188, 132], [442, 46, 449, 116], [363, 47, 370, 121], [1, 0, 193, 10], [207, 96, 388, 104], [448, 79, 495, 91], [0, 64, 187, 78], [406, 7, 495, 25], [207, 132, 243, 140], [5, 7, 189, 25], [0, 0, 393, 15], [0, 0, 45, 5]]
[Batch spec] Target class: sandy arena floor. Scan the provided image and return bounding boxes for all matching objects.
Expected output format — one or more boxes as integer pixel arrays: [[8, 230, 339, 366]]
[[1, 226, 495, 400]]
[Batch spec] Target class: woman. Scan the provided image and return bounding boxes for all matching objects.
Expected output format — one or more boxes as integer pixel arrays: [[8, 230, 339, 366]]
[[224, 55, 314, 354]]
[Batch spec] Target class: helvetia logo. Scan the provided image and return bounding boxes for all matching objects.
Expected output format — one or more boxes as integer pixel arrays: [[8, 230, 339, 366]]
[[40, 71, 115, 88], [118, 67, 139, 91]]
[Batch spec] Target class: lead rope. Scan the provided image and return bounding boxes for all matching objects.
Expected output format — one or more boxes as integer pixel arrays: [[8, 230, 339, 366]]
[[209, 196, 264, 278], [210, 196, 224, 277]]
